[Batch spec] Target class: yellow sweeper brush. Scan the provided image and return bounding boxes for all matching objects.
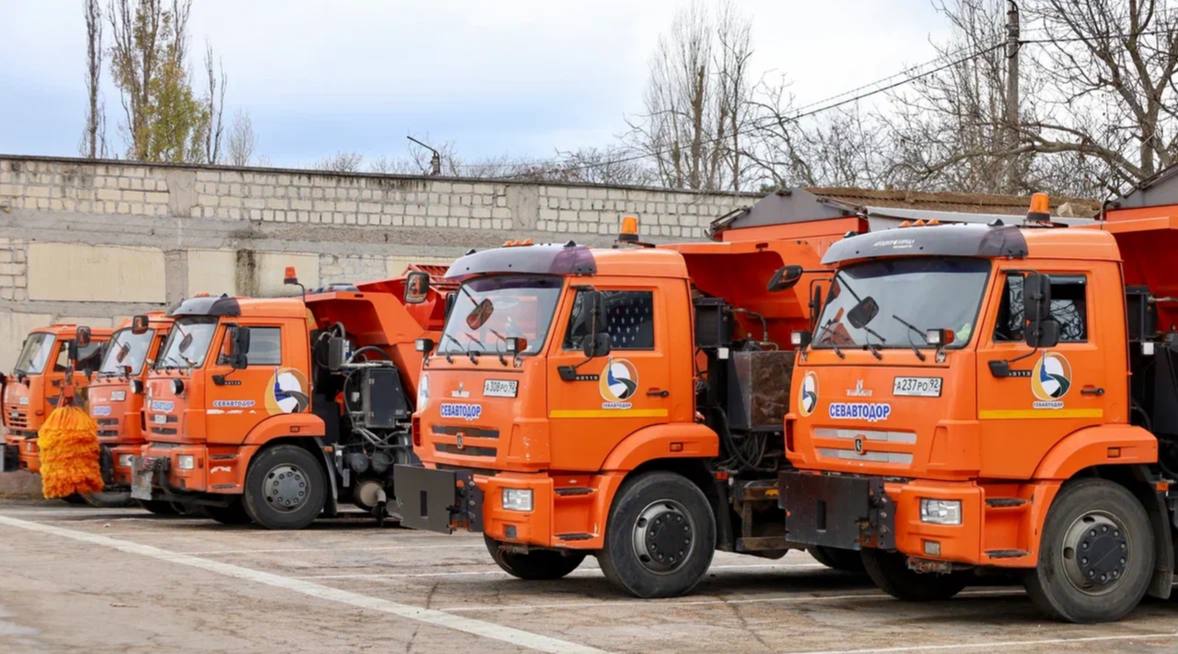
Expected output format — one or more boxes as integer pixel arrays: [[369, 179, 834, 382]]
[[38, 403, 103, 499]]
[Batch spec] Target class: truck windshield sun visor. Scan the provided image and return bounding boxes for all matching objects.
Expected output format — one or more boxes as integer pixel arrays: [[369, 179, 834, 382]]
[[822, 224, 1028, 265], [445, 244, 596, 280]]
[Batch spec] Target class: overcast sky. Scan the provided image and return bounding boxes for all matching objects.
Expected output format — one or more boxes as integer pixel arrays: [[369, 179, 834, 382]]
[[0, 0, 950, 169]]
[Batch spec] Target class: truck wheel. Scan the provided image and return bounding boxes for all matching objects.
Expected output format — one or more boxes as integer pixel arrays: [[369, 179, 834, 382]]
[[485, 536, 586, 580], [139, 500, 180, 515], [61, 493, 88, 505], [242, 445, 326, 530], [83, 490, 133, 508], [1024, 479, 1154, 623], [862, 548, 968, 601], [206, 499, 253, 525], [811, 546, 866, 573], [598, 471, 716, 598]]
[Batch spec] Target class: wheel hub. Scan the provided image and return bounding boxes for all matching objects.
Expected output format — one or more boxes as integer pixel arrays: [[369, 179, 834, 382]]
[[263, 463, 309, 512], [1061, 512, 1129, 592], [632, 500, 694, 574]]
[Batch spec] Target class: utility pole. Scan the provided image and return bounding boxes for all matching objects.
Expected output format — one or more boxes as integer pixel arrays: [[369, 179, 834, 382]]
[[407, 136, 443, 176], [1005, 1, 1020, 192]]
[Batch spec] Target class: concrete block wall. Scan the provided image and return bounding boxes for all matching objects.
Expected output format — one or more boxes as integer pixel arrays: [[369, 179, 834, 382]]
[[0, 155, 756, 371]]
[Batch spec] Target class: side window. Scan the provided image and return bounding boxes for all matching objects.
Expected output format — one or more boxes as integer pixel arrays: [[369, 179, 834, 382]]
[[994, 274, 1088, 343], [563, 290, 655, 351], [245, 327, 282, 366]]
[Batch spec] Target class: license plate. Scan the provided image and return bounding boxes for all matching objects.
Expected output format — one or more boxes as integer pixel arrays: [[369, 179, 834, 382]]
[[893, 376, 943, 397], [483, 379, 518, 398], [152, 413, 167, 424]]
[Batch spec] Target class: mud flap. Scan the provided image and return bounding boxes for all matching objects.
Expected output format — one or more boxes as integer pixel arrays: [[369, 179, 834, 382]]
[[392, 464, 482, 533], [780, 471, 895, 550]]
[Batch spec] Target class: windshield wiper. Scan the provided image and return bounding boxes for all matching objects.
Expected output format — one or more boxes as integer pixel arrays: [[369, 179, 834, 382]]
[[814, 318, 846, 359], [863, 327, 885, 360], [891, 314, 928, 362], [464, 332, 485, 363]]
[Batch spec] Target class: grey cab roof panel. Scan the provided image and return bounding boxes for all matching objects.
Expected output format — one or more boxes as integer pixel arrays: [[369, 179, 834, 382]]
[[821, 224, 1029, 265], [445, 243, 596, 280], [168, 294, 241, 317]]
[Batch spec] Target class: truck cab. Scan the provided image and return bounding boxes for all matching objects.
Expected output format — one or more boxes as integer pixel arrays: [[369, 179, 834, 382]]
[[85, 313, 173, 505], [397, 232, 826, 597], [133, 271, 449, 528], [1, 324, 111, 473], [780, 208, 1178, 622]]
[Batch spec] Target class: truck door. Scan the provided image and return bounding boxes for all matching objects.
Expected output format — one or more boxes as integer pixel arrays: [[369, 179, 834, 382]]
[[976, 267, 1114, 477], [546, 281, 682, 470], [205, 324, 292, 446]]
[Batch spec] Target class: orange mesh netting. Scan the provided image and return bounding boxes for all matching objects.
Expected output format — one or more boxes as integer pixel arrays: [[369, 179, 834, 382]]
[[38, 405, 103, 498]]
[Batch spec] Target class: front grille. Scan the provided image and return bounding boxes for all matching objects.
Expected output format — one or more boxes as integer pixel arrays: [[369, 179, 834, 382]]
[[5, 407, 28, 429], [812, 427, 916, 466], [431, 425, 500, 439], [97, 418, 119, 426], [435, 443, 496, 457], [150, 427, 178, 436]]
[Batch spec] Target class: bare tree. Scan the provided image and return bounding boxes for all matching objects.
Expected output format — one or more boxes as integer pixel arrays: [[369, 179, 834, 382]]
[[226, 110, 255, 166], [626, 0, 753, 191], [82, 0, 107, 158], [201, 43, 227, 164], [314, 151, 365, 172], [1019, 0, 1178, 192]]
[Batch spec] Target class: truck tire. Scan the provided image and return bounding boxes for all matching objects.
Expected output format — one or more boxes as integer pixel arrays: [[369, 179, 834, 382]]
[[62, 493, 88, 505], [206, 499, 253, 525], [83, 490, 134, 508], [1024, 479, 1154, 623], [485, 536, 586, 580], [862, 548, 968, 601], [598, 471, 716, 598], [139, 500, 180, 515], [811, 546, 866, 573], [242, 445, 326, 530]]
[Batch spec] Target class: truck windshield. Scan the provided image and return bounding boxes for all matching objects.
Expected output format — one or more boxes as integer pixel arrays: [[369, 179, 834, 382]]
[[156, 318, 217, 369], [99, 328, 156, 375], [814, 257, 990, 350], [440, 275, 562, 356], [13, 333, 55, 375]]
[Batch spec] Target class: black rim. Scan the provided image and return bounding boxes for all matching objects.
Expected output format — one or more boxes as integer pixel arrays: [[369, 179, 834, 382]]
[[262, 463, 310, 513], [1059, 510, 1130, 594], [631, 499, 695, 574]]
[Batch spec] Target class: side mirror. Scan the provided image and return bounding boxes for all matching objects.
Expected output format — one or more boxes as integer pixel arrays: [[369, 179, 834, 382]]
[[130, 315, 150, 335], [404, 271, 430, 305], [808, 284, 824, 326], [466, 298, 494, 330], [768, 265, 804, 292], [582, 291, 611, 358], [1022, 273, 1055, 347], [223, 325, 250, 369], [75, 326, 92, 348], [116, 341, 131, 363], [847, 296, 879, 329], [444, 292, 456, 318], [1027, 318, 1060, 349]]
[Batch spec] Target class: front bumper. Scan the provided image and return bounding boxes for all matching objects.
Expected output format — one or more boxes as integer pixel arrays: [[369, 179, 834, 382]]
[[393, 464, 483, 533], [18, 437, 39, 473], [130, 443, 248, 501]]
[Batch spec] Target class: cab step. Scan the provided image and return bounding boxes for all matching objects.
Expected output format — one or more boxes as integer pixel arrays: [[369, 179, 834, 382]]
[[985, 549, 1029, 559], [554, 487, 595, 497], [985, 497, 1029, 508], [556, 532, 593, 541]]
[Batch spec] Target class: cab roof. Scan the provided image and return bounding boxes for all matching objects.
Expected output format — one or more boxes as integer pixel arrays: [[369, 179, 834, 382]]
[[169, 294, 308, 319], [822, 223, 1121, 265], [445, 243, 690, 281], [32, 323, 115, 338]]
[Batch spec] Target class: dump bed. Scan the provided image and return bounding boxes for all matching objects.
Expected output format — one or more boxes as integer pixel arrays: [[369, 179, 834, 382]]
[[1099, 206, 1178, 330]]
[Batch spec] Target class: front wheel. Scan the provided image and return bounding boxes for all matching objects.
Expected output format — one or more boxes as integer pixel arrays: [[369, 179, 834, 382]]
[[1024, 479, 1154, 623], [83, 490, 134, 508], [485, 536, 586, 580], [242, 445, 326, 530], [862, 548, 968, 601], [61, 493, 88, 505], [598, 471, 716, 598]]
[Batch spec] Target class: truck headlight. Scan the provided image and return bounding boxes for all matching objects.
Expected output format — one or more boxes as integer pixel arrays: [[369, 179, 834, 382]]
[[417, 374, 429, 410], [117, 454, 135, 468], [920, 498, 962, 525], [501, 488, 533, 512], [177, 455, 196, 470]]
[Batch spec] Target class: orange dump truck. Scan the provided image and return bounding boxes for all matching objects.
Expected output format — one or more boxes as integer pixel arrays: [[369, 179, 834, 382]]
[[778, 178, 1178, 622], [1, 324, 112, 476], [395, 218, 840, 597], [83, 313, 174, 508], [130, 268, 451, 528]]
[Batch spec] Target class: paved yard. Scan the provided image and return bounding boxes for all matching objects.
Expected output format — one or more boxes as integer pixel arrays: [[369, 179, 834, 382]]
[[0, 499, 1175, 653]]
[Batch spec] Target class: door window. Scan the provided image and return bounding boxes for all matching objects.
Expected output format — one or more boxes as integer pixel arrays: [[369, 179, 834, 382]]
[[564, 290, 655, 351], [994, 274, 1088, 343]]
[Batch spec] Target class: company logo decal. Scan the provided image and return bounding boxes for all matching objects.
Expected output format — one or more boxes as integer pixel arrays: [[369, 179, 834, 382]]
[[846, 379, 872, 397], [440, 402, 482, 422], [799, 372, 818, 417], [149, 399, 174, 412], [265, 368, 309, 414], [91, 404, 112, 417], [450, 382, 470, 399], [1031, 352, 1071, 409], [829, 402, 892, 423], [110, 390, 127, 402], [19, 396, 30, 406], [599, 358, 639, 409]]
